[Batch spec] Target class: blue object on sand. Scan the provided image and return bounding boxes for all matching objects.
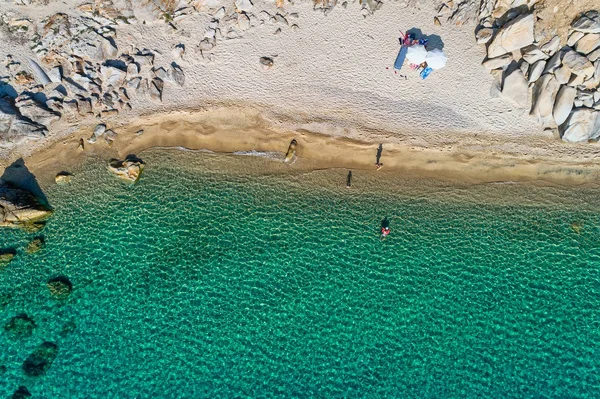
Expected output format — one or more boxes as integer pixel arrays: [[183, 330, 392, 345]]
[[394, 46, 408, 70], [420, 66, 433, 79]]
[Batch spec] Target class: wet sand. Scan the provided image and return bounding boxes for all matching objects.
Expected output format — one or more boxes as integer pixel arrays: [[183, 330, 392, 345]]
[[12, 106, 600, 190]]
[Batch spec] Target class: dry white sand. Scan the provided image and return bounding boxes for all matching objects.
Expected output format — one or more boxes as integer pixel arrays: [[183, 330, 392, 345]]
[[2, 0, 600, 185]]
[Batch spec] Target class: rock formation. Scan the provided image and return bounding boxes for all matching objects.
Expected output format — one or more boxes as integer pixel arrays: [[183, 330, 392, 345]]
[[22, 341, 58, 377], [0, 182, 52, 229], [0, 248, 16, 267], [11, 386, 31, 399], [107, 155, 145, 183], [47, 276, 73, 299], [453, 2, 600, 142], [55, 171, 72, 185]]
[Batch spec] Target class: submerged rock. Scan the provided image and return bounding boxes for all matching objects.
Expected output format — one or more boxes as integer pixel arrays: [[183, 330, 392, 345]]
[[0, 248, 16, 267], [47, 276, 72, 299], [25, 236, 45, 254], [22, 341, 58, 377], [108, 155, 145, 183], [11, 386, 31, 399], [55, 172, 72, 185], [4, 313, 36, 338]]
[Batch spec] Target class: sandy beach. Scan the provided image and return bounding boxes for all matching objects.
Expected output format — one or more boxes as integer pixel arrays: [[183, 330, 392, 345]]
[[1, 0, 600, 186]]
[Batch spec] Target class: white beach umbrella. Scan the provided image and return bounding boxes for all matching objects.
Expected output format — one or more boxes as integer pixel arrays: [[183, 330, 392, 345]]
[[405, 44, 428, 64], [425, 48, 448, 70]]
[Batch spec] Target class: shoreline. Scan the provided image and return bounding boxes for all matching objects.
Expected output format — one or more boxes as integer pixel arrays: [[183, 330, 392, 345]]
[[10, 105, 600, 189]]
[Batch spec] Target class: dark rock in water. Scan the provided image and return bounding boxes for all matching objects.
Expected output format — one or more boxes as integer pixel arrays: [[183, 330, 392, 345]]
[[4, 313, 36, 338], [47, 276, 72, 299], [25, 236, 45, 254], [0, 248, 16, 267], [60, 319, 77, 337], [22, 341, 58, 377], [11, 386, 31, 399], [0, 364, 7, 374]]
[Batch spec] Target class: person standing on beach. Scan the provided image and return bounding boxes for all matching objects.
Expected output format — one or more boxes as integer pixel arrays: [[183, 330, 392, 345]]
[[375, 144, 383, 170], [346, 171, 352, 188]]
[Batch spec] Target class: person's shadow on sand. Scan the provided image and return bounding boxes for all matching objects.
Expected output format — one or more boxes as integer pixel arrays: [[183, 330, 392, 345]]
[[1, 158, 50, 207]]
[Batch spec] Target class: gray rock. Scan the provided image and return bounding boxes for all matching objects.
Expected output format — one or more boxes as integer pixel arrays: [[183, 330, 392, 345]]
[[519, 60, 529, 76], [47, 66, 62, 83], [543, 50, 564, 74], [553, 85, 577, 125], [540, 36, 560, 55], [571, 10, 600, 34], [561, 108, 600, 142], [588, 48, 600, 62], [150, 78, 163, 102], [100, 65, 126, 88], [482, 54, 513, 70], [530, 74, 561, 126], [567, 31, 585, 47], [93, 124, 106, 137], [521, 45, 549, 64], [487, 14, 535, 58], [27, 59, 51, 86], [554, 65, 571, 84], [126, 77, 142, 89], [502, 64, 529, 107], [562, 50, 595, 77], [574, 33, 600, 55], [132, 53, 154, 67], [15, 94, 60, 126], [127, 63, 139, 76], [170, 64, 185, 86], [528, 60, 546, 83], [22, 341, 58, 377]]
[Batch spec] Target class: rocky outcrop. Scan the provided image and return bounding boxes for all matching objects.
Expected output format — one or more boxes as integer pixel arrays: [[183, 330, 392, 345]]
[[22, 341, 58, 377], [561, 108, 600, 142], [487, 14, 535, 58], [465, 2, 600, 143], [0, 97, 47, 146], [108, 155, 145, 183], [0, 183, 52, 229], [47, 276, 72, 299], [4, 313, 36, 338]]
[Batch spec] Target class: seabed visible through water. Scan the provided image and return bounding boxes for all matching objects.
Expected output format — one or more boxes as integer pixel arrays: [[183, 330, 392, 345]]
[[1, 149, 600, 398]]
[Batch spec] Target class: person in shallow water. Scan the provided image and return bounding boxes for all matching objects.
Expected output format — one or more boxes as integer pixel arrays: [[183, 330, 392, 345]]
[[380, 217, 391, 240]]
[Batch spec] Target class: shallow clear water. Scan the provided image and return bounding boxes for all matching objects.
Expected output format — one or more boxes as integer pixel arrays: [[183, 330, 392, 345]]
[[1, 150, 600, 398]]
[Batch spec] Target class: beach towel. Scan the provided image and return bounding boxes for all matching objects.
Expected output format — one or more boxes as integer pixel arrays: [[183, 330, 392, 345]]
[[394, 46, 408, 71], [420, 66, 433, 79]]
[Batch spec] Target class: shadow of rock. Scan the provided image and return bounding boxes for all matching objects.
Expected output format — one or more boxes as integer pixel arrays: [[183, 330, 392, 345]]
[[0, 158, 49, 207], [22, 341, 58, 377]]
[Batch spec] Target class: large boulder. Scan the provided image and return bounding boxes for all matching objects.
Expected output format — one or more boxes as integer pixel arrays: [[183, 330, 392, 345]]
[[530, 74, 561, 126], [561, 108, 600, 142], [11, 386, 31, 399], [562, 50, 595, 77], [574, 33, 600, 55], [22, 341, 58, 377], [487, 14, 534, 58], [571, 10, 600, 34], [14, 94, 60, 126], [108, 155, 145, 183], [0, 97, 47, 146], [0, 183, 52, 229], [553, 86, 577, 125], [502, 64, 529, 107], [0, 248, 16, 267]]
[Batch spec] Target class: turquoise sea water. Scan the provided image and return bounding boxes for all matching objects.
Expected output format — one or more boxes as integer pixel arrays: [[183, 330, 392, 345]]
[[1, 150, 600, 397]]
